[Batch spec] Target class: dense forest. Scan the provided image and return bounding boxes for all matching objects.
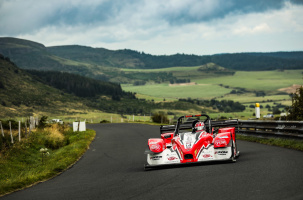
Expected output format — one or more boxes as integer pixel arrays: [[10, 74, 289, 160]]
[[127, 50, 303, 70], [26, 70, 135, 99]]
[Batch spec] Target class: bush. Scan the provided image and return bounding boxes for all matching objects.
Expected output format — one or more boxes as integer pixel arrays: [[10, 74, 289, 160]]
[[273, 107, 281, 115], [287, 87, 303, 121], [38, 116, 49, 129], [151, 112, 169, 124], [1, 120, 19, 129]]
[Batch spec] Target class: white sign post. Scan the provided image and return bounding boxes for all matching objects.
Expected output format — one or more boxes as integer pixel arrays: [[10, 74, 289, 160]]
[[73, 122, 86, 132]]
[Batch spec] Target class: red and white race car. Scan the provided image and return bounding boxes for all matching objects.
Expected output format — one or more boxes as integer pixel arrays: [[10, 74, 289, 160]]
[[144, 114, 240, 170]]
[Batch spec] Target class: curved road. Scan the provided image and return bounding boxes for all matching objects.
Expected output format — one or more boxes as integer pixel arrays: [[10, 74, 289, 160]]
[[2, 123, 303, 200]]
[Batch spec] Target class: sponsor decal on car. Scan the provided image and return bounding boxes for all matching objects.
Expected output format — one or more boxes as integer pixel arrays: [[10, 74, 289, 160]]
[[150, 156, 162, 160], [203, 154, 212, 158], [167, 156, 178, 161], [150, 144, 161, 151], [215, 150, 228, 155], [215, 139, 227, 146]]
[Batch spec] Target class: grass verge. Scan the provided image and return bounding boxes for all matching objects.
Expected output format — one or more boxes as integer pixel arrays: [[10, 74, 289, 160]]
[[236, 134, 303, 151], [0, 125, 96, 196]]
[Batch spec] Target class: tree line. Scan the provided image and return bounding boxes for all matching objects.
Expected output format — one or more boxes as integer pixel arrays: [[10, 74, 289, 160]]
[[119, 49, 303, 71], [27, 70, 135, 99], [178, 98, 245, 113]]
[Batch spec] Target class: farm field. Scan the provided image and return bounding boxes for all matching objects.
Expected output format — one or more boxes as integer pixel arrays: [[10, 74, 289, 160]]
[[122, 70, 303, 102], [123, 83, 232, 99], [194, 70, 303, 92], [122, 66, 201, 72]]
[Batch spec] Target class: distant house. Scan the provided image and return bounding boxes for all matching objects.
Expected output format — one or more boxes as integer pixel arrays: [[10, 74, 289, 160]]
[[263, 114, 274, 118], [52, 119, 63, 124]]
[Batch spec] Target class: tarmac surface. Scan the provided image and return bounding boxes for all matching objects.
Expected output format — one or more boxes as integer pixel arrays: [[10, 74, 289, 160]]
[[1, 123, 303, 200]]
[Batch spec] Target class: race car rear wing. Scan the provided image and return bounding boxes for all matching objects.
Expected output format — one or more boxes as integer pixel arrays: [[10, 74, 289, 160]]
[[160, 119, 239, 135]]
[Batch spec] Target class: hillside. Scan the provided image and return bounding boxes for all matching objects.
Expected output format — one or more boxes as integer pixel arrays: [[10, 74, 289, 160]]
[[0, 54, 91, 118], [26, 70, 133, 99], [0, 37, 110, 81], [1, 54, 224, 117], [47, 45, 145, 68], [0, 37, 302, 84]]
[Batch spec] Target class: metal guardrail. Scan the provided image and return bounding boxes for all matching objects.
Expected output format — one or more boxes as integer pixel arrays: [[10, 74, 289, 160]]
[[161, 119, 303, 139], [238, 120, 303, 139]]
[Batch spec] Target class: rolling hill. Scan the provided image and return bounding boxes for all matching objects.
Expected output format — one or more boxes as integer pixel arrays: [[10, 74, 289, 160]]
[[0, 54, 220, 118], [0, 37, 302, 80], [0, 54, 144, 118], [0, 54, 90, 118]]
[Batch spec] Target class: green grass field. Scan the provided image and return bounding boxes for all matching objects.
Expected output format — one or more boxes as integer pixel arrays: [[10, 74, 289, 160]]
[[194, 70, 303, 92], [121, 69, 302, 119], [122, 70, 303, 102], [122, 66, 201, 72], [123, 83, 232, 99]]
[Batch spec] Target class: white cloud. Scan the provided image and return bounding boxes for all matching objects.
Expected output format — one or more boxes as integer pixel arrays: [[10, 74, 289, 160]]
[[1, 0, 303, 55]]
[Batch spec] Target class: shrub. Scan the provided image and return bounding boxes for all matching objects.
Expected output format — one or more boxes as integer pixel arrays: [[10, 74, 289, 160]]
[[151, 112, 169, 124], [287, 87, 303, 121], [38, 116, 49, 129]]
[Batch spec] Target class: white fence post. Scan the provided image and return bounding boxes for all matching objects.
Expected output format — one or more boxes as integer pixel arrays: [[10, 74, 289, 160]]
[[30, 116, 35, 130], [35, 116, 39, 127], [18, 121, 21, 142], [9, 121, 13, 144], [0, 121, 4, 137]]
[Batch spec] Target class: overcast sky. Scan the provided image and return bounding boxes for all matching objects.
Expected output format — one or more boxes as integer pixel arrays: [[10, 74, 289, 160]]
[[1, 0, 303, 55]]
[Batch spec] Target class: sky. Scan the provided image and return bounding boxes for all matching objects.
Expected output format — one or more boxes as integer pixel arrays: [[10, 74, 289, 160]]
[[1, 0, 303, 55]]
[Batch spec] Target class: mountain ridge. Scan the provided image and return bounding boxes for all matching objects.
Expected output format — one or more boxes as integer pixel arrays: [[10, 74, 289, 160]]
[[0, 37, 303, 83]]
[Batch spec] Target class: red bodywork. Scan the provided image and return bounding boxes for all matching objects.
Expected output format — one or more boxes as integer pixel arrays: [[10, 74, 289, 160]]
[[145, 114, 239, 170], [172, 132, 213, 163], [148, 127, 236, 163]]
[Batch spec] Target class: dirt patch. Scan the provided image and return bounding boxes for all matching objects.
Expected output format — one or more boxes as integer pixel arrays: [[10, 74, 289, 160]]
[[278, 84, 302, 94], [169, 82, 197, 86]]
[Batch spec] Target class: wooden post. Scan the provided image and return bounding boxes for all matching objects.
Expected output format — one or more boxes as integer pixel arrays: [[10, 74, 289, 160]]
[[0, 121, 4, 137], [18, 121, 21, 142], [29, 118, 31, 136], [9, 121, 14, 144], [25, 120, 28, 138]]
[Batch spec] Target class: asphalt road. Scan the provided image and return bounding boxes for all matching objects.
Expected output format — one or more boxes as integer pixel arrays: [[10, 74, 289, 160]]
[[2, 123, 303, 200]]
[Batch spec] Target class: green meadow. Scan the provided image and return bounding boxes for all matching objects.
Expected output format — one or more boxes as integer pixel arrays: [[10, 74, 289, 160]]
[[195, 70, 303, 92], [123, 83, 232, 99], [121, 69, 302, 119], [122, 66, 201, 72], [123, 70, 303, 101]]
